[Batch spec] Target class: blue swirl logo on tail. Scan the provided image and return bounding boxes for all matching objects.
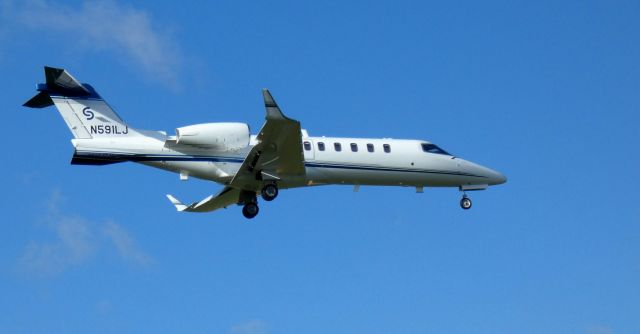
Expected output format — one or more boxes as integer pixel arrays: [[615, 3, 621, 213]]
[[82, 107, 95, 120]]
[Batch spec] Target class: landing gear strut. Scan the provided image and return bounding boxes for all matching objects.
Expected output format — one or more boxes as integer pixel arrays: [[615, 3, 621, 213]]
[[242, 202, 259, 219], [261, 183, 278, 201], [460, 194, 472, 210]]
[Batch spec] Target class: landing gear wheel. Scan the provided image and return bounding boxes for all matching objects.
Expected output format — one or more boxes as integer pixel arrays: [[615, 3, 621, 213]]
[[460, 197, 472, 210], [261, 184, 279, 201], [242, 202, 259, 219]]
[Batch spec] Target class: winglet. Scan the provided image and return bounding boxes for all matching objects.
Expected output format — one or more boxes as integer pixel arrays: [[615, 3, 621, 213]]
[[262, 88, 287, 120], [166, 194, 188, 212]]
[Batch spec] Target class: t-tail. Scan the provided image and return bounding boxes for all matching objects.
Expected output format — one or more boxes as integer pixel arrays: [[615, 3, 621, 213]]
[[24, 66, 163, 165], [24, 66, 139, 139]]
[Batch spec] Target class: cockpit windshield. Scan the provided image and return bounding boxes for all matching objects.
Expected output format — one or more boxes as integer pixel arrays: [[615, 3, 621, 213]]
[[421, 143, 451, 156]]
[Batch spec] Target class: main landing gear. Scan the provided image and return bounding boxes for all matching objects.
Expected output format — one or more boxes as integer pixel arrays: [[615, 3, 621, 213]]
[[460, 193, 472, 210], [261, 183, 279, 201], [241, 184, 280, 219], [242, 202, 259, 219]]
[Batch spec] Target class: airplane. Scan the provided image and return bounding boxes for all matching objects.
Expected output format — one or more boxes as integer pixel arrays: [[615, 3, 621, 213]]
[[24, 66, 506, 219]]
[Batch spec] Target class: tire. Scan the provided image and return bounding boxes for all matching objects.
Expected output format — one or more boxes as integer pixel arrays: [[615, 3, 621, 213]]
[[242, 203, 259, 219], [460, 197, 472, 210], [261, 184, 278, 201]]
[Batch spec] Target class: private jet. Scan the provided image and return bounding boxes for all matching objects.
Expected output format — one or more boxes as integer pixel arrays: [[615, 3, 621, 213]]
[[24, 66, 506, 219]]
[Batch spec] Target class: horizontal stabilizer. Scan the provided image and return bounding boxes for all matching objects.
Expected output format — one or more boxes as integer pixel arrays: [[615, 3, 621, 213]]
[[23, 91, 53, 108], [44, 66, 91, 96], [24, 66, 95, 109], [166, 187, 242, 213]]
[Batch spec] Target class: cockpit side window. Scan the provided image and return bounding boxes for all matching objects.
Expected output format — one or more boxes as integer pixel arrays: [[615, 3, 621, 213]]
[[421, 143, 450, 155]]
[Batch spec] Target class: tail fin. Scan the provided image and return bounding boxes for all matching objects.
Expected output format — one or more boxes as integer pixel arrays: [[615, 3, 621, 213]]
[[24, 66, 139, 138]]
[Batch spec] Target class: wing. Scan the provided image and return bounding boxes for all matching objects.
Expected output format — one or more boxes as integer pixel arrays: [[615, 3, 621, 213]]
[[229, 89, 305, 191], [166, 187, 241, 213], [165, 89, 304, 213]]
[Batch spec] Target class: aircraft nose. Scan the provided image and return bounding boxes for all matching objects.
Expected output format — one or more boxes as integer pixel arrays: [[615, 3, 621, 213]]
[[489, 170, 507, 185], [460, 159, 507, 185]]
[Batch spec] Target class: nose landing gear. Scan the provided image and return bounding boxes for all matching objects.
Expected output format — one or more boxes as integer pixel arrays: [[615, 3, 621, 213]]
[[460, 194, 472, 210]]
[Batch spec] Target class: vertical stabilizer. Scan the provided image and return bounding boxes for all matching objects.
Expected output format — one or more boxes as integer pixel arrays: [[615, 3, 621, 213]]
[[24, 66, 140, 138]]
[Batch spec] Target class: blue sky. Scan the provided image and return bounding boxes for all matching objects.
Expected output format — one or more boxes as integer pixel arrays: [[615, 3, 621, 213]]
[[1, 1, 638, 333]]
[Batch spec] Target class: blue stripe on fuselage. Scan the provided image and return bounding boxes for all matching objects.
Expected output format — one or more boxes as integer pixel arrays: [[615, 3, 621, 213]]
[[305, 162, 486, 178], [73, 151, 487, 178], [74, 151, 245, 163]]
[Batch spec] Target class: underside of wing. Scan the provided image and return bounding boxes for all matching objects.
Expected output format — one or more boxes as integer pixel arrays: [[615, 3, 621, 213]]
[[230, 89, 305, 191], [166, 187, 241, 213]]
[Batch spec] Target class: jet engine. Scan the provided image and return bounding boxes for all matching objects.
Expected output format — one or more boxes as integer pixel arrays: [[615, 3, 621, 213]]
[[175, 122, 250, 150]]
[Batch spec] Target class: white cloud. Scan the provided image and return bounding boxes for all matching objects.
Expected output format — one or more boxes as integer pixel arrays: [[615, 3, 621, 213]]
[[19, 190, 97, 276], [2, 0, 183, 88], [20, 215, 96, 276], [229, 319, 270, 334], [19, 190, 153, 277], [103, 221, 153, 267]]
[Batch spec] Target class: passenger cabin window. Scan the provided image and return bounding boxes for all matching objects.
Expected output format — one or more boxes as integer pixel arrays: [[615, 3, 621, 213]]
[[350, 143, 358, 152], [318, 142, 325, 151], [383, 144, 391, 153], [367, 143, 374, 152], [334, 143, 342, 152], [421, 143, 450, 155], [303, 141, 311, 151]]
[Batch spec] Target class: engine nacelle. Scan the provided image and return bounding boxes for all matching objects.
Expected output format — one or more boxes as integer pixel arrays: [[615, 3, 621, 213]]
[[175, 122, 250, 150]]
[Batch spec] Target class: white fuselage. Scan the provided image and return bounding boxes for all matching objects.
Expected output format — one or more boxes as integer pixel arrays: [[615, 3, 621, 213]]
[[26, 67, 506, 216], [72, 132, 506, 190]]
